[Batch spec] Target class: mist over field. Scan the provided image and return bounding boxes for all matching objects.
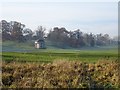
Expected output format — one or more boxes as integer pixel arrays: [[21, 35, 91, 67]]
[[1, 0, 119, 89]]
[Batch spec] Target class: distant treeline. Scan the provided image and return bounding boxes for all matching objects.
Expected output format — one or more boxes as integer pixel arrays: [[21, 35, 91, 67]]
[[0, 20, 118, 48]]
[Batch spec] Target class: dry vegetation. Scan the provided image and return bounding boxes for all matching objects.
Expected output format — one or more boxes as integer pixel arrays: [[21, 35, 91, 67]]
[[2, 59, 120, 89]]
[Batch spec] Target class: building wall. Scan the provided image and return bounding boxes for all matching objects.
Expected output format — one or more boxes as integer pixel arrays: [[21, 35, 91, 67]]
[[35, 41, 45, 49], [35, 42, 40, 49], [36, 43, 40, 48]]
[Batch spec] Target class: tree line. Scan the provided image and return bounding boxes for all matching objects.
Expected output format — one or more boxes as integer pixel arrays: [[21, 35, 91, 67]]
[[0, 20, 117, 48]]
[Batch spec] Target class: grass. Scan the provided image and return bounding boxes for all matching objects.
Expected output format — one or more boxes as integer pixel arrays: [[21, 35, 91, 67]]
[[2, 49, 118, 63], [1, 41, 118, 63], [1, 41, 119, 88], [2, 60, 120, 88]]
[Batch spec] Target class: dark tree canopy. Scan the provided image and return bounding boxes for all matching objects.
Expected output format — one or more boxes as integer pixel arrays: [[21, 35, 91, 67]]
[[1, 20, 117, 48]]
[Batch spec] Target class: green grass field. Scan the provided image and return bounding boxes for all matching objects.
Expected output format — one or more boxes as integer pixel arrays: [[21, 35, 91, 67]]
[[2, 49, 118, 63], [1, 41, 118, 63], [1, 41, 120, 88]]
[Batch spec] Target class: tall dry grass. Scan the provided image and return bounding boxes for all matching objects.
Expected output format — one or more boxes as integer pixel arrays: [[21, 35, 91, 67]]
[[1, 59, 120, 88]]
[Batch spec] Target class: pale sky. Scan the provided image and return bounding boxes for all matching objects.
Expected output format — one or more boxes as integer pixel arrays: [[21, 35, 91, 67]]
[[0, 0, 119, 37]]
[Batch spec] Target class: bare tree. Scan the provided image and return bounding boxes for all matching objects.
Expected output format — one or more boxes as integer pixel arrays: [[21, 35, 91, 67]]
[[35, 26, 46, 39]]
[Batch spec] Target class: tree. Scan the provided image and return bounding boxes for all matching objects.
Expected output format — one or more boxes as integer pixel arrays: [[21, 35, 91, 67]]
[[83, 33, 90, 46], [22, 28, 33, 40], [10, 21, 25, 41], [96, 34, 110, 46], [68, 31, 77, 47], [47, 27, 69, 48], [89, 33, 95, 47], [35, 26, 46, 39], [69, 29, 85, 47], [96, 34, 104, 46], [103, 34, 110, 45], [1, 20, 12, 41]]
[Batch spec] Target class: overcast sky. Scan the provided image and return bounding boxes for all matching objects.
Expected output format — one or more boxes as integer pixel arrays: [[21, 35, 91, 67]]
[[0, 0, 119, 37]]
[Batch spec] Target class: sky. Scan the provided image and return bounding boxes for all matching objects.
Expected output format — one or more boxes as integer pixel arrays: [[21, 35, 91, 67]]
[[0, 0, 119, 37]]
